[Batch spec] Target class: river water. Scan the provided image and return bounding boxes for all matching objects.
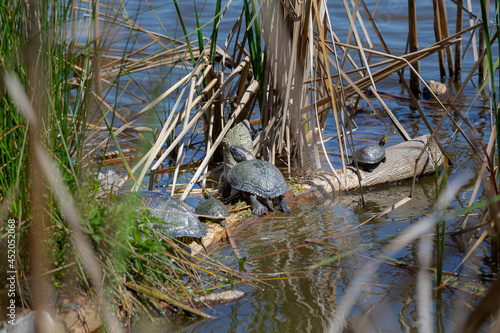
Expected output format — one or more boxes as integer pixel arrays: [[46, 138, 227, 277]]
[[108, 0, 494, 331]]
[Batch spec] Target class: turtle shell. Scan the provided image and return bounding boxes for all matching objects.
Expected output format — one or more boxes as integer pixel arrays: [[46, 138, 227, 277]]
[[195, 198, 230, 220], [354, 144, 386, 170], [227, 159, 289, 199], [140, 191, 207, 239]]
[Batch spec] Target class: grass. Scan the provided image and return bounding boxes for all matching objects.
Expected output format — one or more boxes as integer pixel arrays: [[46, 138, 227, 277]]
[[435, 160, 449, 287]]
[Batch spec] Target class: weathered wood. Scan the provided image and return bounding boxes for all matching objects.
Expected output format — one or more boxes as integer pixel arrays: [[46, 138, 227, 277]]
[[191, 290, 245, 308], [304, 134, 444, 192]]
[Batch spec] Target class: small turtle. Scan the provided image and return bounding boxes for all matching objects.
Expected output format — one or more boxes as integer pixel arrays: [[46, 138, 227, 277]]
[[226, 146, 291, 217], [195, 189, 230, 228], [140, 191, 207, 251], [353, 136, 388, 172]]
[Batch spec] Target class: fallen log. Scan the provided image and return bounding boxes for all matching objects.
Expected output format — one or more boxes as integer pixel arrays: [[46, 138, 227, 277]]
[[303, 134, 444, 193]]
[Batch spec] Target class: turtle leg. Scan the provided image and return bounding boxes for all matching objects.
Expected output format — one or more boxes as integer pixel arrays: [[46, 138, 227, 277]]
[[222, 180, 232, 199], [266, 198, 276, 212], [249, 194, 267, 216], [278, 195, 291, 213]]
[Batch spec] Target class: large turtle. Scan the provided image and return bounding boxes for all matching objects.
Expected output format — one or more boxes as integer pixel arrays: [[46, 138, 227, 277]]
[[226, 146, 291, 217], [140, 191, 207, 250], [195, 189, 230, 228], [353, 136, 388, 172]]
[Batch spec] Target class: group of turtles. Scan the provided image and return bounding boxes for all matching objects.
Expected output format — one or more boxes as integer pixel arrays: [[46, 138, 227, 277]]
[[139, 118, 388, 251], [140, 138, 293, 251], [141, 190, 228, 251]]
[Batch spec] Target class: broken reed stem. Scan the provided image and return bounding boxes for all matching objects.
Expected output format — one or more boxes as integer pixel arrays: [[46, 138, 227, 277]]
[[478, 0, 489, 85], [203, 98, 216, 189], [170, 73, 198, 196], [132, 61, 208, 191], [87, 66, 193, 160], [151, 57, 250, 172], [124, 281, 213, 319], [180, 79, 259, 200], [454, 0, 463, 82], [312, 0, 347, 172], [438, 0, 454, 76], [408, 0, 421, 97], [433, 0, 446, 77], [340, 38, 461, 97]]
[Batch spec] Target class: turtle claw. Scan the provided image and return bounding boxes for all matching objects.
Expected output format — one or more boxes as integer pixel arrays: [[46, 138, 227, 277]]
[[252, 206, 267, 217], [266, 198, 276, 212], [250, 194, 267, 216]]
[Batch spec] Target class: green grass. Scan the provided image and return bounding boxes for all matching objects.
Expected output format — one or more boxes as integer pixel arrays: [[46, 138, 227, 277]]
[[434, 161, 449, 287]]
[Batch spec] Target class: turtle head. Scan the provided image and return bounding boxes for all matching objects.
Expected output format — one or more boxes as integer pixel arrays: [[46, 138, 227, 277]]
[[229, 146, 249, 162], [379, 136, 388, 147], [202, 188, 211, 200]]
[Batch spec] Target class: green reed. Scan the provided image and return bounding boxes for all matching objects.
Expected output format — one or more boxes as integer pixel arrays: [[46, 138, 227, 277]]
[[243, 0, 265, 106], [480, 0, 499, 181], [434, 161, 449, 287], [209, 0, 222, 63], [173, 0, 196, 66]]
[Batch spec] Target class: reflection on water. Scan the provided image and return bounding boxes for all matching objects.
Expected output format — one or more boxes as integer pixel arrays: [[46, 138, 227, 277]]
[[113, 0, 494, 331], [150, 176, 486, 332]]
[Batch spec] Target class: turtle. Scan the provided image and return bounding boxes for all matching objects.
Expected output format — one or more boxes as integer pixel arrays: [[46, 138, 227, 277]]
[[195, 189, 230, 228], [226, 146, 291, 217], [140, 191, 207, 251], [352, 136, 388, 172]]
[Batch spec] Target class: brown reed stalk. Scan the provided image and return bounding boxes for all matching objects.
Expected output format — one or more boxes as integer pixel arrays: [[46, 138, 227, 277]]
[[478, 0, 489, 85], [454, 0, 464, 81], [93, 0, 102, 99], [409, 0, 421, 97], [438, 0, 454, 76], [433, 0, 447, 77]]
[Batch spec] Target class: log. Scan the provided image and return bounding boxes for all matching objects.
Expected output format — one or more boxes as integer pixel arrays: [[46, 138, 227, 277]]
[[301, 134, 444, 193]]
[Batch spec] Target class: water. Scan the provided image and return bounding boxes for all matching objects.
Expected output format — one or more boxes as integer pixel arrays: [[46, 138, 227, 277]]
[[160, 179, 485, 332], [104, 0, 494, 331]]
